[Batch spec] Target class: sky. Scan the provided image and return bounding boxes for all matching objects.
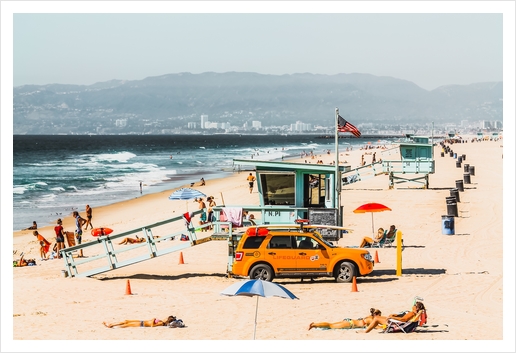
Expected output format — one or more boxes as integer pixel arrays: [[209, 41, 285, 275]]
[[1, 2, 515, 352], [3, 2, 510, 91]]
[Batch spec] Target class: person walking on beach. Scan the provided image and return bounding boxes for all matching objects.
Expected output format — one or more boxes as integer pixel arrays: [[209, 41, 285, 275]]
[[83, 205, 93, 230], [54, 218, 65, 258], [73, 211, 85, 257], [139, 181, 143, 194], [33, 230, 51, 260], [247, 173, 256, 193]]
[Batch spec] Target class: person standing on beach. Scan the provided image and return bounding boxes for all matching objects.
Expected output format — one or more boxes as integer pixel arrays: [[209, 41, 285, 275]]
[[207, 196, 216, 230], [54, 218, 65, 258], [33, 230, 51, 260], [195, 197, 207, 231], [247, 173, 256, 193], [83, 205, 93, 230], [139, 181, 143, 194], [73, 211, 85, 257]]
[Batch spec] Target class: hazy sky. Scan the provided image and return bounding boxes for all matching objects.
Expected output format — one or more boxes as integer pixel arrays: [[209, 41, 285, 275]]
[[4, 2, 511, 91]]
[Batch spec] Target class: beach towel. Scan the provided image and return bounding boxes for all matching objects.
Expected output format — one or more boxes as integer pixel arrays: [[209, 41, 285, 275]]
[[222, 207, 243, 227], [65, 231, 76, 247]]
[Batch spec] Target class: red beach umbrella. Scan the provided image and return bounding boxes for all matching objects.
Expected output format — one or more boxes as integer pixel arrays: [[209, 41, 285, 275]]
[[353, 203, 392, 236]]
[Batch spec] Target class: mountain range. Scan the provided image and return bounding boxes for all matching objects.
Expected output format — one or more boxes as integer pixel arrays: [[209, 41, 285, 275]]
[[13, 72, 502, 134]]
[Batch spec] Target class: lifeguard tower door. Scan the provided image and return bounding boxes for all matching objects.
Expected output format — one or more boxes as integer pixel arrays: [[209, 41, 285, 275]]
[[303, 173, 327, 208]]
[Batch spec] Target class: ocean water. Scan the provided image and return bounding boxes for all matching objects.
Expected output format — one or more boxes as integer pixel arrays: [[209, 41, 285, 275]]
[[12, 134, 389, 231]]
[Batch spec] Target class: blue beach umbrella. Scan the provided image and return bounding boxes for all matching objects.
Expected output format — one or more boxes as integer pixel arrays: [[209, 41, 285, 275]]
[[220, 279, 299, 339], [168, 187, 206, 201]]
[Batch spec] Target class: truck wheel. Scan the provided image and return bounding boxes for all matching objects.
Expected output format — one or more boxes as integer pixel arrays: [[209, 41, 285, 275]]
[[335, 262, 355, 283], [249, 264, 274, 282]]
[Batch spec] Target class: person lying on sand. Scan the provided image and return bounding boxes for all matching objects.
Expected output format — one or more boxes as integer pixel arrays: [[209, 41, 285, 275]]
[[118, 236, 146, 245], [13, 253, 36, 267], [308, 308, 382, 330], [103, 316, 176, 328], [360, 301, 426, 333]]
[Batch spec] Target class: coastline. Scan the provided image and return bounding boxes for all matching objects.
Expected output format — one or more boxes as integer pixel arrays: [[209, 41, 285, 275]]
[[6, 137, 514, 351]]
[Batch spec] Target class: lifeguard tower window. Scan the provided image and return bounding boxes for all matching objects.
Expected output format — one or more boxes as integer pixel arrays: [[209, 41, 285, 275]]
[[260, 173, 295, 206], [304, 173, 326, 207]]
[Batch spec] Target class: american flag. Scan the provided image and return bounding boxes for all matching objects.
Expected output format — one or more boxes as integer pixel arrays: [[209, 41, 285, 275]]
[[337, 115, 361, 138]]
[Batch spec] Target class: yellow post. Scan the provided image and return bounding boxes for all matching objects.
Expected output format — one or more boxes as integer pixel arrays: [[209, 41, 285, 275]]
[[396, 230, 403, 276]]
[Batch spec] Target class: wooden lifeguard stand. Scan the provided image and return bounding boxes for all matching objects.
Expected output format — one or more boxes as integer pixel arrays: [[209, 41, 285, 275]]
[[381, 136, 435, 189]]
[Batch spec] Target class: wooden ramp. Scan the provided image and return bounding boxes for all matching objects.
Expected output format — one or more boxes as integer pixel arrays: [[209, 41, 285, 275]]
[[60, 211, 235, 278]]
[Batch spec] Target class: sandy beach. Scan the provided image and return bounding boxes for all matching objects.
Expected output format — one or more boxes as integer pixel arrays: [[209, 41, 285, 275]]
[[4, 137, 513, 352]]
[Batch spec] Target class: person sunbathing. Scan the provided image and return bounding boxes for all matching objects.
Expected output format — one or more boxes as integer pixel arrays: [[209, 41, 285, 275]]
[[118, 236, 146, 245], [360, 227, 384, 248], [103, 316, 176, 328], [308, 308, 383, 330], [13, 253, 36, 267], [361, 301, 426, 333]]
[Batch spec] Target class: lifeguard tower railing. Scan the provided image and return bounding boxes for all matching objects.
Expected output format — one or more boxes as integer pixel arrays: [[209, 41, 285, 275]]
[[59, 209, 239, 278]]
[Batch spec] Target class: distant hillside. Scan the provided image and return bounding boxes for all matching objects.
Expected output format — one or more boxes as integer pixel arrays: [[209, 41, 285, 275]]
[[13, 72, 502, 134]]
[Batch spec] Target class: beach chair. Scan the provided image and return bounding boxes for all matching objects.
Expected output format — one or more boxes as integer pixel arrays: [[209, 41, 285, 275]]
[[382, 309, 427, 334], [373, 229, 402, 248]]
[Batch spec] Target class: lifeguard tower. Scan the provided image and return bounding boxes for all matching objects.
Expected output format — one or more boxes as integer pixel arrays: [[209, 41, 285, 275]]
[[226, 160, 350, 241], [381, 136, 435, 189]]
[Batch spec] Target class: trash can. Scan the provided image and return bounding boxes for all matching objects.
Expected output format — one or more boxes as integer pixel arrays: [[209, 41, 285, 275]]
[[464, 172, 471, 184], [455, 179, 464, 192], [446, 196, 458, 217], [469, 165, 475, 176], [450, 188, 460, 203], [449, 151, 454, 157], [462, 154, 466, 161], [441, 215, 455, 235], [441, 152, 444, 157], [464, 163, 469, 173], [458, 156, 463, 163], [453, 153, 457, 159], [456, 161, 461, 168]]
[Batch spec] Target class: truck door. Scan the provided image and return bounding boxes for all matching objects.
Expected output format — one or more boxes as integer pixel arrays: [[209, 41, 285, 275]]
[[295, 236, 330, 275], [265, 235, 297, 275]]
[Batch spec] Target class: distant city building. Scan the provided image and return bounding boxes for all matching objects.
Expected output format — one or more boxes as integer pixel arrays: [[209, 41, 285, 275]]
[[201, 114, 209, 129], [115, 119, 127, 127], [493, 120, 503, 129], [290, 120, 312, 132], [251, 121, 262, 129], [187, 122, 197, 129]]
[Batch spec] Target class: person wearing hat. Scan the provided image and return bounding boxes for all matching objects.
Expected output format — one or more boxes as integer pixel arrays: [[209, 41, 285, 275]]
[[54, 218, 66, 258]]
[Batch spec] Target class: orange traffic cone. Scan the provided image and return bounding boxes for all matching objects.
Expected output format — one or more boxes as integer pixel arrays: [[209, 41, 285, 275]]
[[125, 279, 133, 295], [351, 276, 358, 292], [178, 252, 185, 265], [374, 250, 380, 263]]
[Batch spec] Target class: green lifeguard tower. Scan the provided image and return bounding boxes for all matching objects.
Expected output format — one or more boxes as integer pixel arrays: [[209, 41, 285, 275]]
[[228, 160, 350, 240], [382, 137, 435, 189]]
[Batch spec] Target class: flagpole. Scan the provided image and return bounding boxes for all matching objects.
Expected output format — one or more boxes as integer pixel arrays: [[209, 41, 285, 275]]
[[335, 108, 340, 225]]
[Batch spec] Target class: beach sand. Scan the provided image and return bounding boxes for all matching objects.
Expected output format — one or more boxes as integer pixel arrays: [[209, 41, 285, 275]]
[[5, 137, 513, 352]]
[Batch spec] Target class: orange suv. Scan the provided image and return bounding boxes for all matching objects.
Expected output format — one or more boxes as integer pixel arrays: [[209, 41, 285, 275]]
[[229, 226, 374, 283]]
